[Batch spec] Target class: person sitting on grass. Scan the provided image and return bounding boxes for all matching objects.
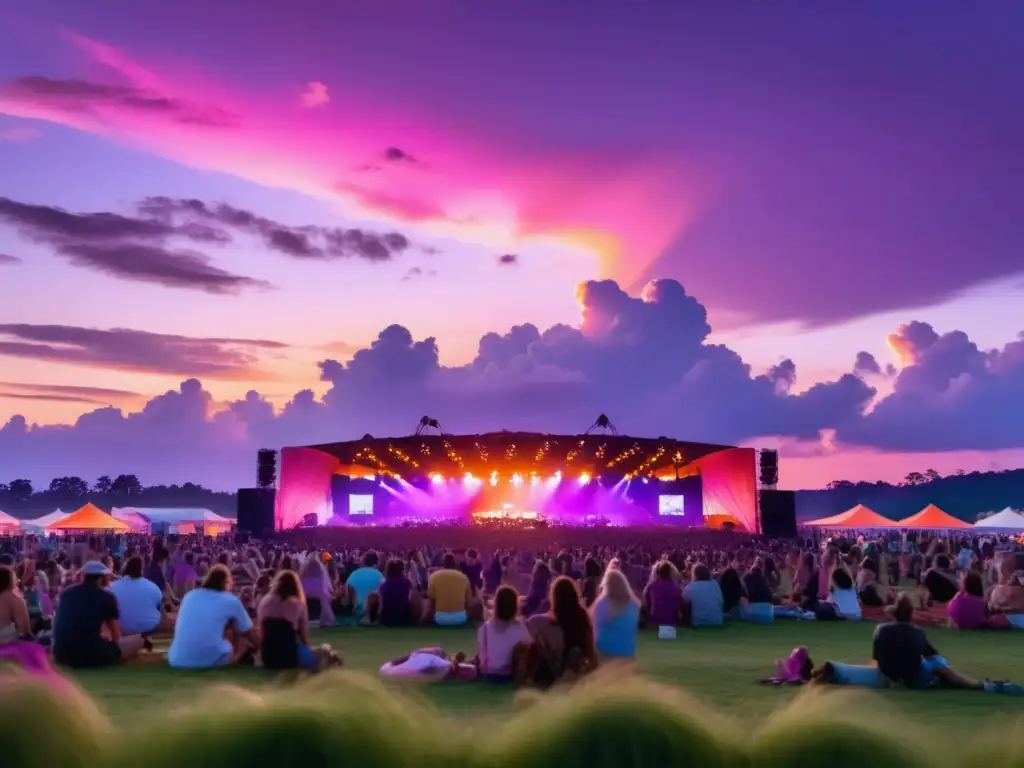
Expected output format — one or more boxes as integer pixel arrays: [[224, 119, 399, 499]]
[[425, 552, 472, 627], [346, 551, 384, 617], [168, 564, 259, 669], [525, 576, 599, 686], [989, 568, 1024, 629], [257, 569, 338, 672], [812, 593, 1022, 694], [823, 567, 861, 621], [0, 565, 31, 644], [948, 571, 993, 630], [922, 554, 959, 605], [299, 555, 335, 627], [52, 561, 147, 668], [477, 585, 531, 683], [682, 564, 723, 628], [109, 556, 174, 637], [378, 558, 420, 627], [739, 559, 775, 623], [591, 568, 640, 660], [644, 560, 682, 627]]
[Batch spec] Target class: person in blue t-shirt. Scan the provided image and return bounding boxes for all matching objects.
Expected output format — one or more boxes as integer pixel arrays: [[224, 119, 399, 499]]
[[591, 568, 641, 659], [346, 551, 385, 612], [168, 564, 258, 669], [682, 564, 724, 627]]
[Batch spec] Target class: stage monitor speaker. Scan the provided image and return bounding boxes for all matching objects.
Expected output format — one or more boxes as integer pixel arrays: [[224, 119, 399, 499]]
[[759, 449, 779, 486], [760, 489, 797, 538], [256, 449, 277, 490], [237, 487, 276, 536]]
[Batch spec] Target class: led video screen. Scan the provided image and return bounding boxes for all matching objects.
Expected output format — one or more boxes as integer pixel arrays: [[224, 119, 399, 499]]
[[349, 494, 374, 515], [658, 494, 685, 516]]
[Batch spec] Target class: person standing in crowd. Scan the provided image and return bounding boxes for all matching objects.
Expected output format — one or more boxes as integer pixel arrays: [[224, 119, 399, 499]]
[[53, 561, 147, 668]]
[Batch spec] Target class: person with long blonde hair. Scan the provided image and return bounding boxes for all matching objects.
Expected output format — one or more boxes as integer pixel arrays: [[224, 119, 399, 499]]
[[591, 568, 640, 659]]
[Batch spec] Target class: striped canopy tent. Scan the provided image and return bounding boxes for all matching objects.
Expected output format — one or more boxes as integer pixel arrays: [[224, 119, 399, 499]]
[[47, 503, 131, 532], [0, 510, 21, 532], [805, 504, 897, 528], [897, 504, 971, 529]]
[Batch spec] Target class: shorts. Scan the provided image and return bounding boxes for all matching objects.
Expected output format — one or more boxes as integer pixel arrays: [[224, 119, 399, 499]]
[[740, 603, 775, 624], [1007, 614, 1024, 629], [829, 656, 949, 689], [435, 610, 468, 627], [297, 644, 318, 671], [58, 639, 122, 669]]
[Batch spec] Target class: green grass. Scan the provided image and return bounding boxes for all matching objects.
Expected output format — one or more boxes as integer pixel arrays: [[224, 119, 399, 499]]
[[67, 622, 1024, 733]]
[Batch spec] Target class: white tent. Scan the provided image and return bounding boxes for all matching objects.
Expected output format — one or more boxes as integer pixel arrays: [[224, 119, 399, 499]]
[[974, 508, 1024, 533], [0, 510, 21, 531], [116, 507, 234, 534], [20, 510, 66, 532]]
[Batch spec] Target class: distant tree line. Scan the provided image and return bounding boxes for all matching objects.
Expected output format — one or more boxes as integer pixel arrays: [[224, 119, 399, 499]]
[[0, 475, 237, 518], [799, 468, 1024, 523]]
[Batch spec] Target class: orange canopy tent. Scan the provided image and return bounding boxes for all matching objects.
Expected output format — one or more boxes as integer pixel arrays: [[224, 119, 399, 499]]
[[704, 514, 746, 531], [47, 503, 132, 532], [896, 504, 971, 529], [805, 504, 897, 528]]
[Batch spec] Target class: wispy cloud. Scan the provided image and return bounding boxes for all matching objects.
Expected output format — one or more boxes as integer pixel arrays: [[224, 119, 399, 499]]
[[0, 252, 22, 265], [0, 381, 148, 406], [0, 324, 287, 379], [299, 81, 330, 108], [0, 127, 41, 141]]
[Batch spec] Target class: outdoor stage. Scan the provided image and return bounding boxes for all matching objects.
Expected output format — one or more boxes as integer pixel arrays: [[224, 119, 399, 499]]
[[274, 425, 759, 532]]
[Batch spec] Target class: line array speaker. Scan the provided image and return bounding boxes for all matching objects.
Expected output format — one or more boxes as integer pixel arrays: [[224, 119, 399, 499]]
[[759, 489, 797, 538], [237, 487, 276, 536]]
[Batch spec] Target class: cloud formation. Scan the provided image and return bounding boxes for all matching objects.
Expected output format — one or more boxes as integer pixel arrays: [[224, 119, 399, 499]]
[[0, 382, 147, 407], [0, 76, 239, 128], [0, 195, 412, 292], [0, 252, 22, 265], [299, 81, 329, 108], [0, 324, 286, 379], [497, 253, 518, 266], [1, 276, 1020, 487]]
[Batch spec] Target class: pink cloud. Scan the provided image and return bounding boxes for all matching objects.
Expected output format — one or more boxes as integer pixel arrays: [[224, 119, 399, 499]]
[[0, 33, 701, 276], [299, 81, 329, 108]]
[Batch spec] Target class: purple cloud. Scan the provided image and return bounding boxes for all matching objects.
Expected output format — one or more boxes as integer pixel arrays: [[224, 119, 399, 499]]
[[0, 382, 146, 406], [139, 197, 411, 261], [0, 76, 239, 128], [497, 253, 518, 266], [0, 324, 286, 379], [854, 352, 883, 377], [1, 276, 1019, 488], [0, 252, 22, 265]]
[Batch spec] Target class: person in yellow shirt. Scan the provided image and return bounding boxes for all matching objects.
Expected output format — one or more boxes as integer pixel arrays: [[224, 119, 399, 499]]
[[426, 553, 471, 626]]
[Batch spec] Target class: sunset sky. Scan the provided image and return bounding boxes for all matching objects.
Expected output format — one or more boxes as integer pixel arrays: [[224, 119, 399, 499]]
[[1, 1, 1022, 490]]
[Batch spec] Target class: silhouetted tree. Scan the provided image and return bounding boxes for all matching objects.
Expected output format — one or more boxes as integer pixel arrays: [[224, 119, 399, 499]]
[[48, 476, 90, 497], [925, 468, 941, 482], [903, 471, 926, 486], [94, 475, 113, 493], [8, 479, 33, 501], [826, 480, 855, 490], [112, 474, 143, 497]]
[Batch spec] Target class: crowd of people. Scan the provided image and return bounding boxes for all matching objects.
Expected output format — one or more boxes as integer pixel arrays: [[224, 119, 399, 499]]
[[0, 524, 1022, 692]]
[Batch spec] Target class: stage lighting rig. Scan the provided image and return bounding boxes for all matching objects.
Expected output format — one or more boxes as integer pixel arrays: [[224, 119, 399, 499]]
[[414, 415, 443, 435], [585, 413, 618, 435]]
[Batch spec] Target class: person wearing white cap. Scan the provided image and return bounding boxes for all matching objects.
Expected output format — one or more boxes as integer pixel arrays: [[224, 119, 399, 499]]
[[52, 561, 147, 668]]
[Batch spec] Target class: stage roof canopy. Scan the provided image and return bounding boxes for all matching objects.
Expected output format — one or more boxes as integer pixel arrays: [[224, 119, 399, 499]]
[[299, 432, 736, 480]]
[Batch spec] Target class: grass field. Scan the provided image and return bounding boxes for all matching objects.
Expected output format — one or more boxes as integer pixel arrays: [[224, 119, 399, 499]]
[[66, 622, 1024, 733]]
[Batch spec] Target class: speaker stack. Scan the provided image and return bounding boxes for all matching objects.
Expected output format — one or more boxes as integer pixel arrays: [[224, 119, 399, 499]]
[[237, 449, 278, 536], [759, 449, 778, 488]]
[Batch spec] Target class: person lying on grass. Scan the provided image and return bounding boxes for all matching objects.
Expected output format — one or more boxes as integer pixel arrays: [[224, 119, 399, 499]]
[[811, 593, 1023, 694]]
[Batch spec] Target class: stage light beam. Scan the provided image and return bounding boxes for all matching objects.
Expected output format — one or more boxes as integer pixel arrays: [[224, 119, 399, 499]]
[[578, 472, 591, 485], [489, 471, 499, 486], [430, 473, 444, 485], [511, 473, 523, 486]]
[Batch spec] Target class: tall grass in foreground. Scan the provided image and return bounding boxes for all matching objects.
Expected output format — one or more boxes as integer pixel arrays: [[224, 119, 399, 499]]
[[1, 669, 1021, 768]]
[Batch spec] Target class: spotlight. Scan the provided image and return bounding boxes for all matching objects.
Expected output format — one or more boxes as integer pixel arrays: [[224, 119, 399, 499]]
[[511, 473, 523, 486], [463, 472, 478, 486], [489, 471, 499, 486], [578, 472, 591, 485], [529, 473, 539, 486], [430, 473, 444, 485]]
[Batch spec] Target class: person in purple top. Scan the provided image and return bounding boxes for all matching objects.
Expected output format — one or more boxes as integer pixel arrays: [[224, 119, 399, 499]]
[[379, 559, 419, 626], [644, 560, 681, 626]]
